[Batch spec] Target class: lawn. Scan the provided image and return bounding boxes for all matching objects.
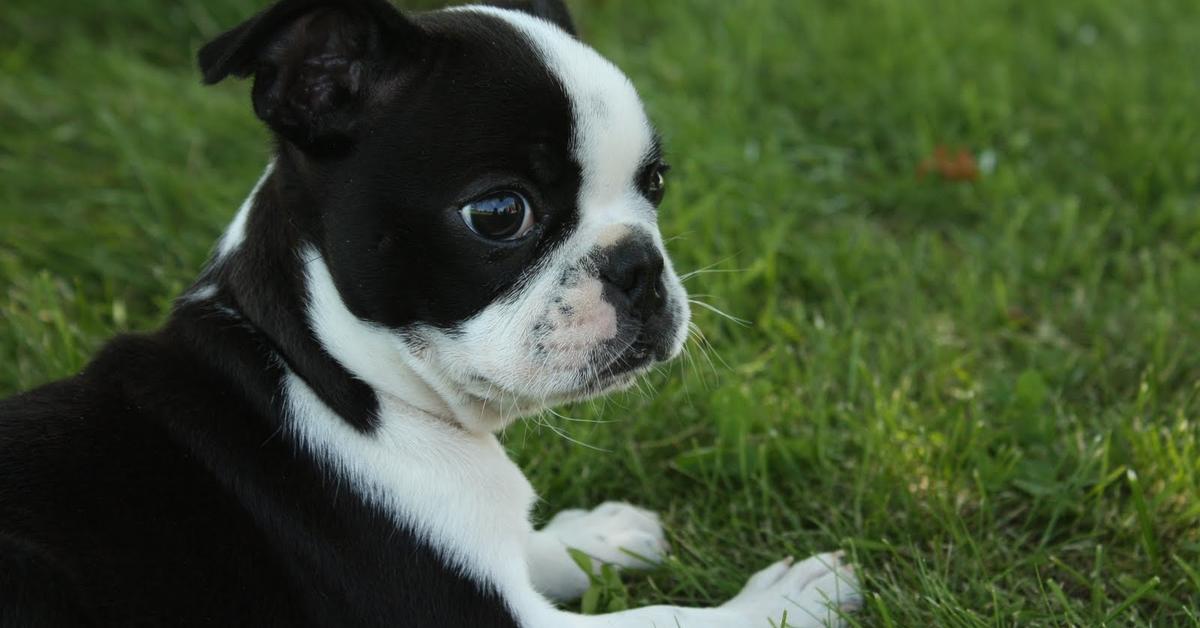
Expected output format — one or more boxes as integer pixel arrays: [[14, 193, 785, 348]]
[[2, 0, 1199, 625]]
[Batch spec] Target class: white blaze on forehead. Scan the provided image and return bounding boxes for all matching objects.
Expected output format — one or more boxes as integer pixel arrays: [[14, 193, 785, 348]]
[[462, 7, 655, 212]]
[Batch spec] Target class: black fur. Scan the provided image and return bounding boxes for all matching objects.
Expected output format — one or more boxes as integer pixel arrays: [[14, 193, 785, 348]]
[[0, 0, 596, 625]]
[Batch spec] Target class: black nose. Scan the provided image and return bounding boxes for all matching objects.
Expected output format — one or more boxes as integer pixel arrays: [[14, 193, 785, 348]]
[[598, 233, 666, 316]]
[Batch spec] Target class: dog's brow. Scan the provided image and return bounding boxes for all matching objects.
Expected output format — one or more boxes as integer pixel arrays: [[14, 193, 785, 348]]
[[649, 134, 664, 161], [641, 134, 665, 169]]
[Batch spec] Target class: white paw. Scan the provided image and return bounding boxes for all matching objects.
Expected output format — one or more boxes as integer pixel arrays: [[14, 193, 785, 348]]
[[723, 552, 862, 627], [543, 502, 669, 571]]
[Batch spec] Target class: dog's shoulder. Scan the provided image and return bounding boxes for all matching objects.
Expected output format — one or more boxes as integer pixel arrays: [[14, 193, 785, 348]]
[[0, 331, 203, 474], [0, 338, 146, 474]]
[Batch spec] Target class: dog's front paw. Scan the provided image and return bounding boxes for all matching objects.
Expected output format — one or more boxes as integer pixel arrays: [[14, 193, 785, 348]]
[[722, 552, 862, 627], [543, 502, 669, 571]]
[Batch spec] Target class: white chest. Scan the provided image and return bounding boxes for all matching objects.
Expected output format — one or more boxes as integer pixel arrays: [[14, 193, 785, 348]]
[[282, 375, 538, 590]]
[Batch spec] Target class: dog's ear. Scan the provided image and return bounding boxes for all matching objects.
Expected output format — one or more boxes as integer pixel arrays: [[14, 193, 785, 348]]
[[491, 0, 577, 37], [198, 0, 423, 151]]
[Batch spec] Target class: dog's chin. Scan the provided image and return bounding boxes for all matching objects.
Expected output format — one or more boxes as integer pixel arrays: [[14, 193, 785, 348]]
[[520, 369, 644, 409], [466, 356, 655, 417], [552, 335, 681, 404], [457, 322, 687, 421]]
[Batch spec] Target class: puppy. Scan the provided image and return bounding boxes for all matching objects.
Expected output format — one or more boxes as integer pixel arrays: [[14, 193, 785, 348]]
[[0, 1, 861, 626]]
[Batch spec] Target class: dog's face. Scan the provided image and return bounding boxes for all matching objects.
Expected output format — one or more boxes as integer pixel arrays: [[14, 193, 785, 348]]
[[201, 0, 689, 429]]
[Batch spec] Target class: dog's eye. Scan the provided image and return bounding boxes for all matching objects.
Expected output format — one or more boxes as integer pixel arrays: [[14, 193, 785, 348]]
[[460, 191, 536, 241], [643, 162, 670, 206]]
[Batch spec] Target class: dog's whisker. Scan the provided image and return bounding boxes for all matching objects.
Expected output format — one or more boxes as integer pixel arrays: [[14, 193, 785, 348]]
[[685, 325, 722, 380], [661, 230, 692, 245], [677, 255, 739, 283], [546, 407, 614, 425], [690, 322, 732, 373], [537, 416, 612, 453], [688, 298, 751, 327], [680, 343, 702, 384], [678, 267, 748, 283]]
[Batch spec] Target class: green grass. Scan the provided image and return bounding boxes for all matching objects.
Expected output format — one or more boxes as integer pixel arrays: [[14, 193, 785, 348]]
[[2, 0, 1199, 625]]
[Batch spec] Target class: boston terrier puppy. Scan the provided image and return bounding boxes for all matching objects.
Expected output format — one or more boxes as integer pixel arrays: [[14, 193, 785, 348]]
[[0, 0, 861, 626]]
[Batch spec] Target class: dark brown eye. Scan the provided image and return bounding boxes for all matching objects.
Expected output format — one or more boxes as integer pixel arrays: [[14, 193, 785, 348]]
[[460, 191, 535, 240], [644, 162, 670, 205]]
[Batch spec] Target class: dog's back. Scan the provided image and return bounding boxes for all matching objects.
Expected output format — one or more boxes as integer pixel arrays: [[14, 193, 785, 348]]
[[0, 335, 308, 626]]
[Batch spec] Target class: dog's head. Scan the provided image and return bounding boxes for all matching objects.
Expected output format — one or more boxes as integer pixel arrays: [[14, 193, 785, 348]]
[[200, 0, 689, 431]]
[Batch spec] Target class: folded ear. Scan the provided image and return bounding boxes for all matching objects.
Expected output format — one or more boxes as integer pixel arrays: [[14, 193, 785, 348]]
[[491, 0, 577, 37], [198, 0, 422, 151]]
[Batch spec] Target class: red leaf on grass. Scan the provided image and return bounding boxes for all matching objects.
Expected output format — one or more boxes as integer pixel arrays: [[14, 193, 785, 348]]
[[917, 145, 980, 182]]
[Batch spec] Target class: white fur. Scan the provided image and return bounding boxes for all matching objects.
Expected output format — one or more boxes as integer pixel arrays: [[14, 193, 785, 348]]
[[281, 372, 554, 617], [178, 282, 218, 304]]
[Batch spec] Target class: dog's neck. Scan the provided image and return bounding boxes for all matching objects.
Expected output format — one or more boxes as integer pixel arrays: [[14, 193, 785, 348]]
[[169, 161, 487, 435]]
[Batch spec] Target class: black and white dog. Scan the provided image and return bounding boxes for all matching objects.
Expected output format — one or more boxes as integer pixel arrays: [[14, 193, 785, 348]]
[[0, 1, 861, 625]]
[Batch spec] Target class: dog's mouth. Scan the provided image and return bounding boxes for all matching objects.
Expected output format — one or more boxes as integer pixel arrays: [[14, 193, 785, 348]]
[[455, 309, 684, 410], [592, 337, 658, 381], [584, 316, 680, 388], [475, 337, 660, 407], [571, 370, 639, 401]]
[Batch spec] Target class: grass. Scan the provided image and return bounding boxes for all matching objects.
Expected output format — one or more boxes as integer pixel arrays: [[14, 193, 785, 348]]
[[2, 0, 1199, 625]]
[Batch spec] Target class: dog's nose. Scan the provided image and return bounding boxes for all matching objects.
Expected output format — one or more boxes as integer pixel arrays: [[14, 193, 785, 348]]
[[598, 233, 665, 316]]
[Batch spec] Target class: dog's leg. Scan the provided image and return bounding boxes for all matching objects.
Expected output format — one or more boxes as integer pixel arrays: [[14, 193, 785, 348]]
[[527, 502, 668, 602], [541, 552, 861, 628]]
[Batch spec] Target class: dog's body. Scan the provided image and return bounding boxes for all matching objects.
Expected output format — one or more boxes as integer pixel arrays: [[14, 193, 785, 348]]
[[0, 1, 860, 626]]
